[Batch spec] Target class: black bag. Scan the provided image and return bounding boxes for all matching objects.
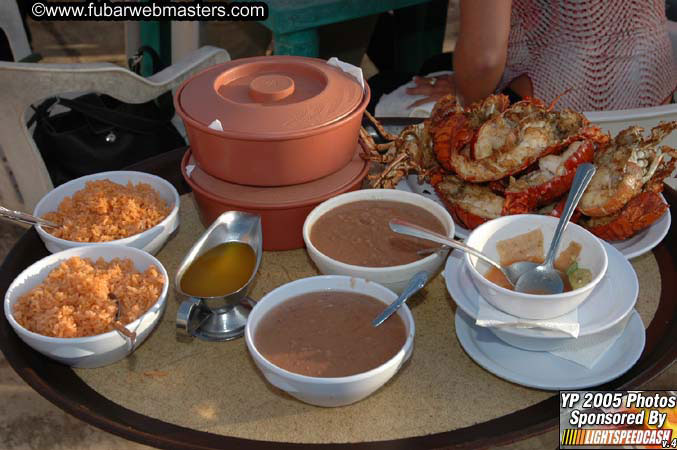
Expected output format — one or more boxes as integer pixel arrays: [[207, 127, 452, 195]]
[[29, 47, 185, 186]]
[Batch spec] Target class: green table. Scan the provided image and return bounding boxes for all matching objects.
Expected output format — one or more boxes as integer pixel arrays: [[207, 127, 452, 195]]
[[139, 0, 446, 75], [245, 0, 446, 73]]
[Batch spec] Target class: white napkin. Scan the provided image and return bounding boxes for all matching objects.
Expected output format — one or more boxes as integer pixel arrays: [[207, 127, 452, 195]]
[[409, 104, 437, 118], [476, 295, 581, 338], [208, 119, 223, 131], [551, 314, 632, 369], [375, 71, 452, 117], [327, 57, 365, 90]]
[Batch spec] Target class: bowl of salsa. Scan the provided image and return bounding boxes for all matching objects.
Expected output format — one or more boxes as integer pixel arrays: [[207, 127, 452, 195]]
[[464, 214, 608, 320]]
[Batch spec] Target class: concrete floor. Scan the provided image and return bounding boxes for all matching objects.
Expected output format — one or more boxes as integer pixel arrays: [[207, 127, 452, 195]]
[[1, 5, 674, 449]]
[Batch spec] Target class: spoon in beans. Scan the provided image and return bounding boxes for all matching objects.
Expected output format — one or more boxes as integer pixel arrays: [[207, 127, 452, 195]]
[[389, 219, 535, 289]]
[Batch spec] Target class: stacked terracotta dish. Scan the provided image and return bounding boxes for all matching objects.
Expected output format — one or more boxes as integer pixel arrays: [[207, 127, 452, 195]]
[[175, 56, 371, 250]]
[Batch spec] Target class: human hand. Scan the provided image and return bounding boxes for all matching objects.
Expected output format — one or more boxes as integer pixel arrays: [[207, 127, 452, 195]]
[[405, 74, 455, 108]]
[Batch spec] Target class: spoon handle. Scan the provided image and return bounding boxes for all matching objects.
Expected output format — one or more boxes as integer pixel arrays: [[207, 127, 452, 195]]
[[389, 219, 504, 271], [544, 163, 596, 267], [0, 206, 59, 228], [373, 271, 428, 327], [111, 294, 137, 347]]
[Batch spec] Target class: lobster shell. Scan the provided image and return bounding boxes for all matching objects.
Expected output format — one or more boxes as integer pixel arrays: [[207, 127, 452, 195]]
[[445, 202, 492, 230], [432, 174, 503, 230], [579, 123, 676, 217], [430, 95, 510, 174], [436, 98, 605, 183], [433, 114, 475, 172], [582, 153, 675, 240], [548, 196, 582, 223], [502, 140, 595, 215], [582, 191, 668, 241]]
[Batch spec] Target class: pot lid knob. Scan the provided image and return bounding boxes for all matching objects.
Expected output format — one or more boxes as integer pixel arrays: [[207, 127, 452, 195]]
[[248, 74, 295, 103]]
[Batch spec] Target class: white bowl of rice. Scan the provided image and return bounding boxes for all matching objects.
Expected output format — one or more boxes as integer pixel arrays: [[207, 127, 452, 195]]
[[33, 171, 180, 255], [3, 245, 168, 368]]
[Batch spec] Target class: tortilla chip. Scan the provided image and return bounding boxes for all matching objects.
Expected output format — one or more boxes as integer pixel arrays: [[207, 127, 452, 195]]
[[554, 241, 582, 272], [496, 229, 544, 266]]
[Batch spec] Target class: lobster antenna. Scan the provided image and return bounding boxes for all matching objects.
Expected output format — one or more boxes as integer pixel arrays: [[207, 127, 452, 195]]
[[364, 110, 399, 141], [547, 87, 574, 111]]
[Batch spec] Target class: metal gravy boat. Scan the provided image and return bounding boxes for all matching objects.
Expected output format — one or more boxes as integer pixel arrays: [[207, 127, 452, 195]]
[[175, 211, 262, 341]]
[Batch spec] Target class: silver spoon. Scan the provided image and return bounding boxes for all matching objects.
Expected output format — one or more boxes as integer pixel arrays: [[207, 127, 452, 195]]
[[0, 206, 60, 228], [110, 293, 137, 347], [389, 219, 532, 288], [373, 271, 428, 327], [514, 163, 596, 295], [417, 245, 449, 256]]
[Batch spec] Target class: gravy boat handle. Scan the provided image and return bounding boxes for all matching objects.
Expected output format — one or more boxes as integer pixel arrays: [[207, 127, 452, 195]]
[[176, 297, 211, 337]]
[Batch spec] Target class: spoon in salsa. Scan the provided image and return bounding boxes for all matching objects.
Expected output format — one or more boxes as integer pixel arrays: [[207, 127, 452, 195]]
[[389, 219, 530, 288], [513, 163, 596, 295]]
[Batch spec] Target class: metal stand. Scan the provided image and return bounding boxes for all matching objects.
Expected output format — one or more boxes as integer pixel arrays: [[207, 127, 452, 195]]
[[176, 297, 252, 341]]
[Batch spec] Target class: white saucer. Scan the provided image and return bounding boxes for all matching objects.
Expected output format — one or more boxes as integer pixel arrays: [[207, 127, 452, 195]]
[[444, 240, 638, 339], [397, 176, 670, 256], [454, 309, 645, 390]]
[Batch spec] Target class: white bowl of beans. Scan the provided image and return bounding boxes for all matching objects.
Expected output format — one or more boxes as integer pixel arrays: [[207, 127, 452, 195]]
[[303, 189, 455, 294], [245, 275, 415, 407]]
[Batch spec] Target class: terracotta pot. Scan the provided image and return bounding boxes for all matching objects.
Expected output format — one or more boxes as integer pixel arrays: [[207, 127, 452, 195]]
[[175, 56, 370, 187], [181, 149, 369, 251]]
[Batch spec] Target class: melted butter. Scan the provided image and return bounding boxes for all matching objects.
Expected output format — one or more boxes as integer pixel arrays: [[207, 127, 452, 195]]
[[180, 242, 256, 297]]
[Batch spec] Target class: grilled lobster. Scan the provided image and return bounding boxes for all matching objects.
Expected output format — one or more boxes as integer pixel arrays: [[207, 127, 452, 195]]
[[359, 94, 676, 241]]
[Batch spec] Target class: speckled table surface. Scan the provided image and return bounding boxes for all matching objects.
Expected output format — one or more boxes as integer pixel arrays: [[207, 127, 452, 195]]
[[73, 195, 662, 444]]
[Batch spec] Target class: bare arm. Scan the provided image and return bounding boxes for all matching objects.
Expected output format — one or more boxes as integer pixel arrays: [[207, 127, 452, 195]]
[[405, 0, 512, 107], [454, 0, 512, 104]]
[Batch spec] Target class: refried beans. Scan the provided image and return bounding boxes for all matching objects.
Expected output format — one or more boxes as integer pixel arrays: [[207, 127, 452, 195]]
[[254, 291, 407, 377], [310, 200, 446, 267]]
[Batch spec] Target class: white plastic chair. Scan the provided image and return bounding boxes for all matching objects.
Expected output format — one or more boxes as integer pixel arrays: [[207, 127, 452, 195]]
[[0, 0, 31, 62], [0, 46, 230, 211]]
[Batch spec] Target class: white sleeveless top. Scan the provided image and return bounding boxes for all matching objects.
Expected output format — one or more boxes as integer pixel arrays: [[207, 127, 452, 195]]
[[498, 0, 677, 111]]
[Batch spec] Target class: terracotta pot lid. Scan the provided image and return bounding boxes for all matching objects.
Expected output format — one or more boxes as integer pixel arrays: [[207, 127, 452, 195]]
[[183, 147, 369, 208], [178, 55, 364, 137]]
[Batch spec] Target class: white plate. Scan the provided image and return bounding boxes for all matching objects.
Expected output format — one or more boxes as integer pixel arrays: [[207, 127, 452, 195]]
[[374, 71, 453, 118], [454, 309, 645, 390], [444, 239, 638, 339], [398, 176, 671, 255]]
